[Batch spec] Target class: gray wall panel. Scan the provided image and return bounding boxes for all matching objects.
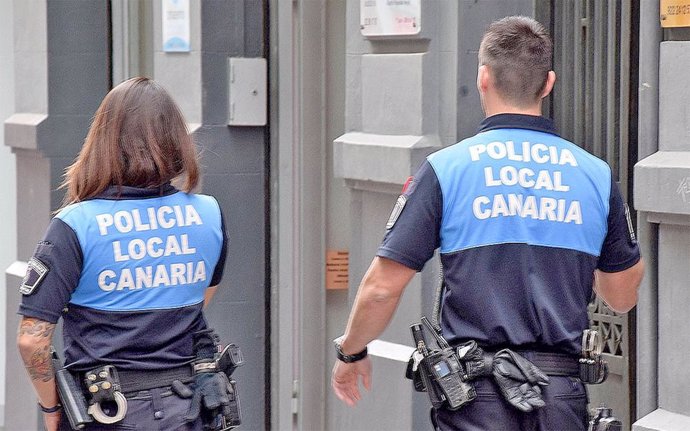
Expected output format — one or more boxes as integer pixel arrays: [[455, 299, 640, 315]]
[[658, 224, 690, 417], [195, 1, 268, 428], [456, 0, 533, 140], [195, 125, 265, 175], [201, 52, 231, 126], [201, 0, 245, 55], [48, 53, 109, 115], [202, 170, 266, 431], [46, 0, 109, 54], [243, 0, 265, 57], [14, 150, 51, 261], [0, 0, 16, 422], [659, 42, 690, 152], [42, 115, 93, 158], [4, 2, 112, 428], [5, 272, 41, 430]]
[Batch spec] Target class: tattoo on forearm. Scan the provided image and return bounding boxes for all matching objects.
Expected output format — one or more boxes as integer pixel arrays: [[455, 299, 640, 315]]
[[18, 318, 56, 383], [27, 344, 54, 382], [18, 318, 55, 338]]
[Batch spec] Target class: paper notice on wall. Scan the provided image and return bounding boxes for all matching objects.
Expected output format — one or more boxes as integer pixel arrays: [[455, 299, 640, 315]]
[[661, 0, 690, 27], [360, 0, 421, 37], [162, 0, 191, 52], [326, 250, 349, 290]]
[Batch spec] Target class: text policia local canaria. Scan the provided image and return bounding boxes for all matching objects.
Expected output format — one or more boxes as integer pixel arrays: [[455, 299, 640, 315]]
[[469, 141, 583, 224], [95, 205, 206, 292]]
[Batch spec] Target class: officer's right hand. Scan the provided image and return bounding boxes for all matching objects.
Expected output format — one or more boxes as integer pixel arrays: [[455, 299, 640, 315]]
[[331, 356, 372, 407]]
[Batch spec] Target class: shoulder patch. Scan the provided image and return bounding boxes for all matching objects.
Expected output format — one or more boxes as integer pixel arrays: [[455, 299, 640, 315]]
[[402, 176, 415, 195], [386, 194, 408, 230], [19, 257, 49, 295]]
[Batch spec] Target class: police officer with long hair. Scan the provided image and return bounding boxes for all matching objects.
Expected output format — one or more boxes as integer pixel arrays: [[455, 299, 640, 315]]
[[17, 77, 229, 430], [332, 16, 644, 430]]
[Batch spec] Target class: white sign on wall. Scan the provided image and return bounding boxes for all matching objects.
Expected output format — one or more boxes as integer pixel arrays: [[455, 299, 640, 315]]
[[162, 0, 191, 52], [360, 0, 421, 37]]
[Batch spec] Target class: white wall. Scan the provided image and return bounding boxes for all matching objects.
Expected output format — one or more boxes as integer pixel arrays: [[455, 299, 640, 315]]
[[0, 0, 17, 425]]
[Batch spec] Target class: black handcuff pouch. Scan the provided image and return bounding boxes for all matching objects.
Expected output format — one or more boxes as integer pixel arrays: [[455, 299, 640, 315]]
[[82, 365, 128, 424]]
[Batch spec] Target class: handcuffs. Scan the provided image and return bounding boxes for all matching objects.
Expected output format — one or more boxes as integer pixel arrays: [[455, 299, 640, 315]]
[[83, 365, 127, 424], [579, 329, 608, 384]]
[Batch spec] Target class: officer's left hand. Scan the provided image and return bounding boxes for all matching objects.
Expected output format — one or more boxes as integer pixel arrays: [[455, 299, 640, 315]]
[[42, 410, 61, 431], [331, 356, 372, 407]]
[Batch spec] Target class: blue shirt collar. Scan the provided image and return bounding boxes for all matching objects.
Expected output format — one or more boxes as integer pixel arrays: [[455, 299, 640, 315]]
[[478, 113, 558, 136]]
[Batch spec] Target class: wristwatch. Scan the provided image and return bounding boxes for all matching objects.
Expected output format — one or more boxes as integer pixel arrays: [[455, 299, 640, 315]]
[[333, 336, 368, 363]]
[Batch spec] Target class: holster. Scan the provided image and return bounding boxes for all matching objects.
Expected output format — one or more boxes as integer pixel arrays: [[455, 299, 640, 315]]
[[405, 352, 426, 392], [51, 348, 93, 430], [406, 322, 476, 411], [189, 331, 244, 430]]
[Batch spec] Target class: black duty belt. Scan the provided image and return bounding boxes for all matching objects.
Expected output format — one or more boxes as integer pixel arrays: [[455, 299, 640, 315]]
[[470, 350, 580, 377], [80, 365, 193, 395], [514, 351, 580, 377], [119, 366, 193, 393]]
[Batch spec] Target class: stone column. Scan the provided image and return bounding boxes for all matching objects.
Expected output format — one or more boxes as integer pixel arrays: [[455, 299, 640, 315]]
[[3, 1, 110, 428], [333, 1, 445, 429], [633, 41, 690, 431]]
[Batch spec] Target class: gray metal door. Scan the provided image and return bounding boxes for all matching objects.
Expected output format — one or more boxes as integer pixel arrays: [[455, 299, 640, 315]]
[[548, 1, 638, 428], [113, 2, 271, 429]]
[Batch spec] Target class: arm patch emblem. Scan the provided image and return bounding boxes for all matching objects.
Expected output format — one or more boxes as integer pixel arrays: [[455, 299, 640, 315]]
[[19, 257, 49, 295], [624, 204, 637, 245], [386, 194, 408, 230]]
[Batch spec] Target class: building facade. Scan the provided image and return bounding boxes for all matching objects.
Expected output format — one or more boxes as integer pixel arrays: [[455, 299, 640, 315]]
[[0, 1, 687, 430]]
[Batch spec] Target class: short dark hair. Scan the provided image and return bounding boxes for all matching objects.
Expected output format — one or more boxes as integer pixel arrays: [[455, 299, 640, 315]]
[[62, 77, 199, 205], [478, 16, 553, 107]]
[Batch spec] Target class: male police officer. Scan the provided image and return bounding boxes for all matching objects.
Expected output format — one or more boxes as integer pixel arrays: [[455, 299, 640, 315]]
[[331, 16, 644, 430]]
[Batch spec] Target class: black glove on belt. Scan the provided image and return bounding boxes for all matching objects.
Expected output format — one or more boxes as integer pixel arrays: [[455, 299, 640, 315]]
[[456, 341, 494, 380], [457, 342, 550, 412], [492, 349, 550, 413], [184, 372, 234, 423]]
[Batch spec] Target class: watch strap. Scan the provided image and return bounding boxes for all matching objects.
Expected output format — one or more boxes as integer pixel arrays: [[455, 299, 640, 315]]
[[334, 337, 368, 363], [39, 402, 62, 414]]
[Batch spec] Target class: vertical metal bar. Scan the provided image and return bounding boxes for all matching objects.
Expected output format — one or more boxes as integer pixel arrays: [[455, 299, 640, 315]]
[[551, 2, 565, 134], [559, 0, 575, 140], [554, 1, 565, 135], [574, 0, 584, 146], [592, 0, 606, 158], [607, 0, 619, 179], [272, 0, 297, 428], [585, 0, 594, 154], [619, 0, 631, 199], [566, 0, 575, 140]]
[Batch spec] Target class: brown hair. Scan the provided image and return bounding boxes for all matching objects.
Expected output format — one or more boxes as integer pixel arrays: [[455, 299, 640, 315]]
[[61, 77, 199, 205], [478, 16, 553, 107]]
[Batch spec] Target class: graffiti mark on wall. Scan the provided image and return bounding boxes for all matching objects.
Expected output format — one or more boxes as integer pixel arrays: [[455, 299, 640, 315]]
[[677, 177, 690, 202]]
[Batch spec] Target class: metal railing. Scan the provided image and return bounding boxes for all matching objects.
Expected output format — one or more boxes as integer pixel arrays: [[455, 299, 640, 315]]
[[549, 0, 636, 426], [551, 0, 633, 198]]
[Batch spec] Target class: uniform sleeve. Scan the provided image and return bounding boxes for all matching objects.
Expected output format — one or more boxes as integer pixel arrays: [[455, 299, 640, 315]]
[[376, 160, 442, 271], [597, 178, 641, 272], [209, 206, 228, 286], [18, 218, 83, 323]]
